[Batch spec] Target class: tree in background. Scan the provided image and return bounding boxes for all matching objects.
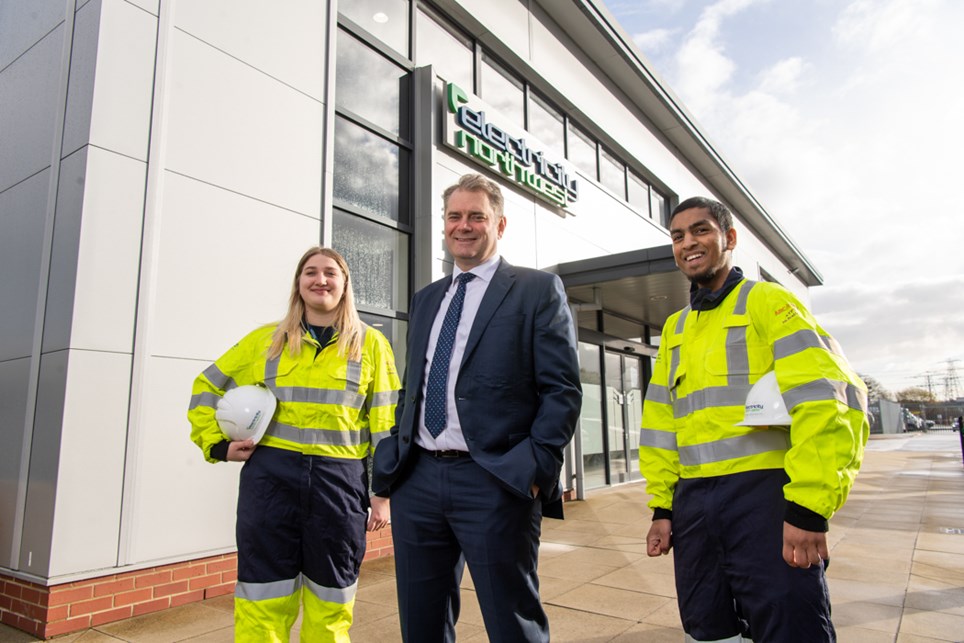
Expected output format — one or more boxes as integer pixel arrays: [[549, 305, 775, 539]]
[[859, 373, 894, 401], [896, 387, 936, 403]]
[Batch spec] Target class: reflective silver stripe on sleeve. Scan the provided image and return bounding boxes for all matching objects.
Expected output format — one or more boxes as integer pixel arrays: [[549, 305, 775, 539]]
[[725, 325, 749, 387], [667, 308, 689, 389], [370, 390, 399, 408], [264, 356, 279, 383], [304, 577, 357, 605], [273, 386, 366, 409], [644, 384, 671, 405], [266, 422, 371, 447], [678, 429, 790, 466], [235, 576, 302, 601], [346, 361, 362, 388], [673, 384, 753, 418], [774, 329, 843, 360], [188, 391, 221, 411], [783, 379, 869, 413], [725, 281, 755, 386], [639, 428, 678, 451], [733, 280, 754, 314], [203, 363, 231, 390]]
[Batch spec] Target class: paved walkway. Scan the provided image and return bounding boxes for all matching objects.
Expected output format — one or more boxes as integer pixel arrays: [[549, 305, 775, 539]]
[[5, 432, 964, 641]]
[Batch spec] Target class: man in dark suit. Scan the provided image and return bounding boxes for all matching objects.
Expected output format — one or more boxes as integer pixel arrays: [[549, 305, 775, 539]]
[[372, 173, 582, 642]]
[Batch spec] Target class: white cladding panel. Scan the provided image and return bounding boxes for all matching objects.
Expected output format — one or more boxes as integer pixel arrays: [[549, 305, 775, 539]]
[[126, 0, 158, 15], [126, 357, 241, 561], [47, 350, 132, 576], [69, 148, 147, 352], [148, 172, 319, 361], [174, 0, 328, 101], [87, 0, 157, 160]]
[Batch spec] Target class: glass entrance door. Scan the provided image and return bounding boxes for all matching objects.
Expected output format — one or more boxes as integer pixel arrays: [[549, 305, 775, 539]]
[[604, 351, 644, 484]]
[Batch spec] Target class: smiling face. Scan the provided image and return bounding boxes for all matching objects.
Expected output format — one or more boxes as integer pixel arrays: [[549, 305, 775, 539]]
[[298, 253, 346, 325], [670, 206, 737, 291], [443, 188, 506, 270]]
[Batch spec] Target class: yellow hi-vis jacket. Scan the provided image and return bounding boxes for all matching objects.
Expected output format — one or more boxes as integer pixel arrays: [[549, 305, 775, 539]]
[[189, 324, 400, 462], [639, 278, 869, 521]]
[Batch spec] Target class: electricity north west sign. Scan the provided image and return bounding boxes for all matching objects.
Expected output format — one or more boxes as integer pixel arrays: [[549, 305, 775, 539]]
[[443, 82, 579, 210]]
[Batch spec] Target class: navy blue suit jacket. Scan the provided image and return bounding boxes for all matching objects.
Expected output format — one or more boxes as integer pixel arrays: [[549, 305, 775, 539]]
[[372, 259, 582, 518]]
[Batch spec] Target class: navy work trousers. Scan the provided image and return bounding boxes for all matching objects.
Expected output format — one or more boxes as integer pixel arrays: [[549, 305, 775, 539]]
[[235, 446, 368, 640], [672, 469, 835, 642]]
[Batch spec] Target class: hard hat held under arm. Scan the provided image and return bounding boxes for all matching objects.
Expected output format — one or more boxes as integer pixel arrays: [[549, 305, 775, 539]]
[[737, 371, 792, 426], [188, 325, 276, 463], [638, 280, 869, 521], [188, 324, 400, 463]]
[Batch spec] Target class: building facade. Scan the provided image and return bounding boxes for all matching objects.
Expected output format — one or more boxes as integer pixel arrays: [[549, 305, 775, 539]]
[[0, 0, 821, 636]]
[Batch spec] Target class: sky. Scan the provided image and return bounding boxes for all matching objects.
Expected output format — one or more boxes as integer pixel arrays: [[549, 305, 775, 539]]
[[602, 0, 964, 398]]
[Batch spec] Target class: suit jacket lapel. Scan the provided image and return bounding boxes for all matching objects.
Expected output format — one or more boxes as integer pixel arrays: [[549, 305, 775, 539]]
[[461, 259, 514, 366]]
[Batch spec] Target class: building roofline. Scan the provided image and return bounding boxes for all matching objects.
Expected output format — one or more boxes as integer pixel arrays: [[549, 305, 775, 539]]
[[535, 0, 824, 287]]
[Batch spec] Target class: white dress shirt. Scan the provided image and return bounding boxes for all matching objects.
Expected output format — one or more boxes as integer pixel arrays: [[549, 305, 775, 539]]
[[416, 255, 501, 451]]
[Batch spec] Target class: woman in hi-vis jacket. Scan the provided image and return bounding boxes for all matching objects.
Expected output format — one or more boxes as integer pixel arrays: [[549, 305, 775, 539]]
[[188, 247, 400, 642]]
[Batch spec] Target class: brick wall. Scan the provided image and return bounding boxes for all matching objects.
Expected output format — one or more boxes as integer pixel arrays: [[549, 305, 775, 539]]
[[0, 529, 394, 639]]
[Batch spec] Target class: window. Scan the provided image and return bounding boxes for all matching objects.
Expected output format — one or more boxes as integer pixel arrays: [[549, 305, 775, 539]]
[[480, 52, 524, 126], [415, 6, 473, 91], [651, 190, 668, 227], [338, 0, 410, 57], [332, 116, 408, 223], [359, 312, 408, 371], [333, 210, 409, 313], [627, 171, 651, 217], [567, 122, 597, 179], [527, 92, 565, 160], [599, 147, 626, 198], [336, 30, 409, 136]]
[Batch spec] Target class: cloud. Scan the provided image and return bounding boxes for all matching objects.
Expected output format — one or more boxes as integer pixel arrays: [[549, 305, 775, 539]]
[[756, 57, 808, 95], [632, 28, 676, 55], [648, 0, 964, 394]]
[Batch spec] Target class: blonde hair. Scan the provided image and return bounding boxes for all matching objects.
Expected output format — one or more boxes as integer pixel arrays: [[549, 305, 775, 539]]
[[268, 247, 366, 361]]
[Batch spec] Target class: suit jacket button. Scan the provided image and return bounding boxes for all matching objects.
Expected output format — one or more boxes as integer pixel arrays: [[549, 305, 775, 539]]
[[402, 436, 410, 444]]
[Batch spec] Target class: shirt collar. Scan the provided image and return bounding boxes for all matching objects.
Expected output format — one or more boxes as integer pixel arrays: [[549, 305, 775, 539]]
[[454, 254, 500, 284]]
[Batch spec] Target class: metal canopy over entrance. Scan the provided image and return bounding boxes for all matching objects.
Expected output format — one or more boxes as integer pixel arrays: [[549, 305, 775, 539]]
[[553, 245, 690, 337]]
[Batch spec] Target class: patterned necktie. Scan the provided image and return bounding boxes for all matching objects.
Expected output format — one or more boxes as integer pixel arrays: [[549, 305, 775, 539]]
[[424, 272, 476, 438]]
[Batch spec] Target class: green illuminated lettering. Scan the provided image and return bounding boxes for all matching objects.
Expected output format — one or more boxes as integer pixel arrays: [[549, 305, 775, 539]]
[[446, 83, 468, 114]]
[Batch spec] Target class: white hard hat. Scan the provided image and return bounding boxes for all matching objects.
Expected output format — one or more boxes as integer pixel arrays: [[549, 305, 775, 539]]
[[737, 371, 792, 427], [215, 384, 277, 444]]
